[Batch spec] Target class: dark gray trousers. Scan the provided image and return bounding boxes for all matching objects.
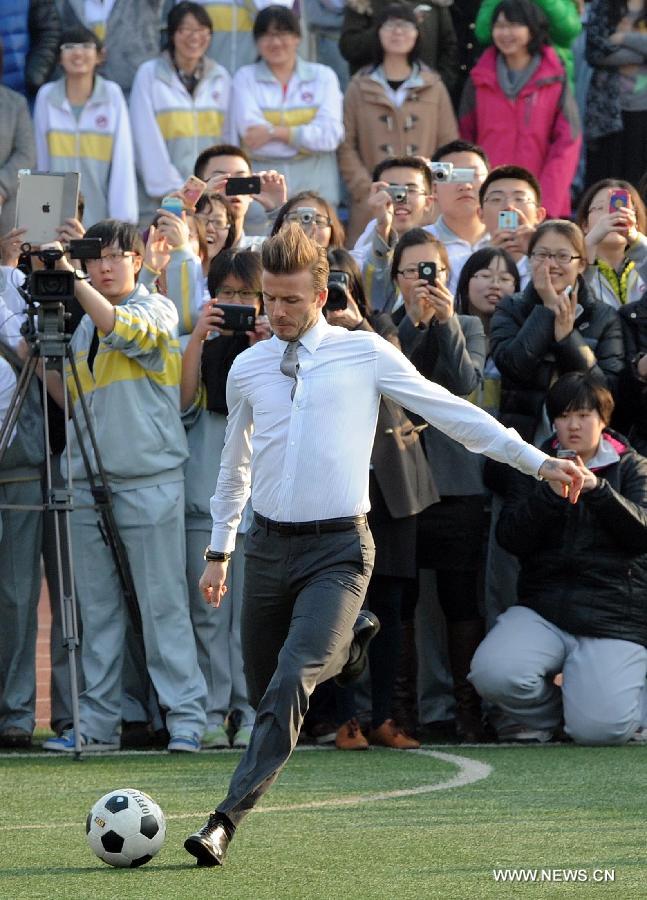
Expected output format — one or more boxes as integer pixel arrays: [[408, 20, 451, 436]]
[[216, 518, 375, 826]]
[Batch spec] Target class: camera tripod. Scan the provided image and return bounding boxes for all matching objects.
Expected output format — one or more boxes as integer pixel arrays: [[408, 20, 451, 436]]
[[0, 292, 147, 759]]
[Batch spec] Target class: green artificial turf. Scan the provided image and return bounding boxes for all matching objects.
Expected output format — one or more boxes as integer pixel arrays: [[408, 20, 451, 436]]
[[1, 745, 646, 899]]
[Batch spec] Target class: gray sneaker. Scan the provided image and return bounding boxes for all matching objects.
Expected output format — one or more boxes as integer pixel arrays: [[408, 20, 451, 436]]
[[202, 724, 230, 749], [42, 729, 119, 752], [232, 725, 253, 749]]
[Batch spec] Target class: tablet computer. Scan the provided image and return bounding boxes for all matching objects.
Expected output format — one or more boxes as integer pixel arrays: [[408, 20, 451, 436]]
[[15, 171, 80, 245]]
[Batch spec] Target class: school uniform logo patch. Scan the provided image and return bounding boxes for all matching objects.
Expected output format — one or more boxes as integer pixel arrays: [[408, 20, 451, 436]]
[[301, 92, 314, 103], [96, 115, 108, 129]]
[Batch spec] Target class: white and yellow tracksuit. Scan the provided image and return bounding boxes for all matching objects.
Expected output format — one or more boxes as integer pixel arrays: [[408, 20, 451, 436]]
[[231, 57, 344, 204], [33, 75, 138, 226], [64, 283, 206, 744], [129, 52, 232, 205], [180, 0, 293, 75]]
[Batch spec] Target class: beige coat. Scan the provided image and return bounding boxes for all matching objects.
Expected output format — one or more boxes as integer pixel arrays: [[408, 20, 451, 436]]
[[338, 65, 457, 244]]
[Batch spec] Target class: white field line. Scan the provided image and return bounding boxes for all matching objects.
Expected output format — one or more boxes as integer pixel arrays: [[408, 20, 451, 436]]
[[0, 749, 491, 832]]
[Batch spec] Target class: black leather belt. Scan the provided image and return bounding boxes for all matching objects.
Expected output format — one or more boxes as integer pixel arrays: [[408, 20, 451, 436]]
[[254, 512, 367, 535]]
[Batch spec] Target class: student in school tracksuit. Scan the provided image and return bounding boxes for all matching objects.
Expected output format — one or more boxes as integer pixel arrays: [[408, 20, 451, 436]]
[[33, 28, 138, 227], [129, 4, 232, 217], [183, 0, 294, 75], [231, 7, 344, 205], [43, 219, 207, 753]]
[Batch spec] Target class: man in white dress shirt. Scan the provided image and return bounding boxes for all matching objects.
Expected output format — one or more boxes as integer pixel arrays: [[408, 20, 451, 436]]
[[184, 223, 583, 867]]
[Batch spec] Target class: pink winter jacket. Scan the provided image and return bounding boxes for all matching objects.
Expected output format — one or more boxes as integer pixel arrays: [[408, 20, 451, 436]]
[[459, 45, 581, 217]]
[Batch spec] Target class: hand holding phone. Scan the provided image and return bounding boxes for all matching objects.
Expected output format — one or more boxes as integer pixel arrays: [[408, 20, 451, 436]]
[[212, 303, 256, 332], [225, 176, 261, 196], [498, 210, 519, 231], [418, 261, 436, 286], [609, 189, 630, 213], [161, 195, 184, 217], [180, 175, 206, 210]]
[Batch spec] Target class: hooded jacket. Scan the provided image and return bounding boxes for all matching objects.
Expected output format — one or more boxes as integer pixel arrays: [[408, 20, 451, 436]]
[[459, 45, 581, 217], [497, 430, 647, 647], [490, 277, 625, 444]]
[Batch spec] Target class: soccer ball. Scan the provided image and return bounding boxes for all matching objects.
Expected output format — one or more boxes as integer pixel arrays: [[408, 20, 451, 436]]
[[86, 788, 166, 867]]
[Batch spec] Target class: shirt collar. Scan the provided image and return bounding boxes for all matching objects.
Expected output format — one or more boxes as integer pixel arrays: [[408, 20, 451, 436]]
[[432, 216, 490, 248], [273, 313, 329, 354], [255, 56, 313, 84]]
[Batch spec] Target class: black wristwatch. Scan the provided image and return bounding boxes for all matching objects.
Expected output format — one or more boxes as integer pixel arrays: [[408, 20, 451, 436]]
[[204, 547, 231, 562], [72, 268, 90, 281]]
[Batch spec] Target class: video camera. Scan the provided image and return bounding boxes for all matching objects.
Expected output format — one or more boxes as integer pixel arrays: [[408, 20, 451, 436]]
[[20, 239, 102, 306]]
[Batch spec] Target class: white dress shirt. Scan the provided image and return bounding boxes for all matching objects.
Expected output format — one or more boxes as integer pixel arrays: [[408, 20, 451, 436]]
[[210, 315, 548, 551]]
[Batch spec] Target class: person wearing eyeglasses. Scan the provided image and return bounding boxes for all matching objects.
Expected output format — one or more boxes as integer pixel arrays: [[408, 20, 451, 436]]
[[490, 220, 625, 450], [33, 27, 138, 227], [180, 248, 271, 751], [56, 0, 165, 98], [129, 2, 232, 220], [271, 191, 346, 250], [478, 165, 547, 289], [391, 228, 491, 742], [338, 3, 457, 245], [230, 6, 344, 207], [576, 179, 647, 310], [42, 219, 208, 754]]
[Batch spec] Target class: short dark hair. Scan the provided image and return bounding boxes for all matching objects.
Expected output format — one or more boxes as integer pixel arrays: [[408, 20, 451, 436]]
[[85, 220, 144, 255], [390, 227, 450, 283], [479, 165, 542, 206], [546, 372, 614, 426], [194, 144, 252, 179], [327, 247, 370, 317], [271, 191, 346, 248], [167, 2, 212, 54], [59, 26, 103, 54], [372, 156, 432, 194], [207, 249, 263, 305], [253, 5, 301, 41], [490, 0, 549, 56], [455, 247, 520, 315], [432, 140, 490, 169], [372, 4, 421, 67], [527, 219, 586, 263], [576, 178, 647, 236]]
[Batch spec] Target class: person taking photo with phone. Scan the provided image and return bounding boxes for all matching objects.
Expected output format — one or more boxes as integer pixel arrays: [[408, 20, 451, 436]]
[[576, 178, 647, 309], [181, 248, 271, 750]]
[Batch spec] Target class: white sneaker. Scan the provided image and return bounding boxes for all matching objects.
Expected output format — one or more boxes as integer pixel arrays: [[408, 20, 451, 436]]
[[202, 724, 230, 749]]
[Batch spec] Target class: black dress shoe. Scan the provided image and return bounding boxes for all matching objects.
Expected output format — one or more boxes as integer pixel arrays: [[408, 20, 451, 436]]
[[184, 814, 232, 867], [335, 611, 380, 686]]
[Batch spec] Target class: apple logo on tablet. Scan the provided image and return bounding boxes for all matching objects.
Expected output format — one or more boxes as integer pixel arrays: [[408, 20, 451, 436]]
[[42, 203, 50, 213]]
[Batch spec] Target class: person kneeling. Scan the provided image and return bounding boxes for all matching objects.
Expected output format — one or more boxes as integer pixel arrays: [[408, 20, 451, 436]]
[[470, 372, 647, 746]]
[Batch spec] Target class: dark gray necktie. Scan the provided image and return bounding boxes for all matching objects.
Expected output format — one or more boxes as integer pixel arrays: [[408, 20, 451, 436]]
[[280, 340, 300, 400]]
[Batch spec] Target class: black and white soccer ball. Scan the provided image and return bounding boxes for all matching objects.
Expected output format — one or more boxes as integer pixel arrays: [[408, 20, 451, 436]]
[[86, 788, 166, 867]]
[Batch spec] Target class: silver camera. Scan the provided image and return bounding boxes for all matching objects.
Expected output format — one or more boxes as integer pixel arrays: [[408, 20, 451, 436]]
[[293, 207, 317, 225], [385, 185, 408, 204], [429, 162, 476, 183]]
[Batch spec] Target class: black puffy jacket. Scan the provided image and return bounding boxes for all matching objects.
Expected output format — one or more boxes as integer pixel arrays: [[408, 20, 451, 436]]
[[490, 278, 625, 443], [497, 431, 647, 647]]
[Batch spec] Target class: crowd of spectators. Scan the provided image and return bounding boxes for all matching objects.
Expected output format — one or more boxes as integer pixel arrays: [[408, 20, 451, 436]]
[[2, 0, 647, 754]]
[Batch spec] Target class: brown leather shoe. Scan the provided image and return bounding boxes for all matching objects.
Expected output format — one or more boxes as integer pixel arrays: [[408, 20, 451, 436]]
[[335, 718, 369, 751], [369, 719, 420, 750]]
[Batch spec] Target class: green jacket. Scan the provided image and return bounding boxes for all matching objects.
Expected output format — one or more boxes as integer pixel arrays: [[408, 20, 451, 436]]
[[474, 0, 581, 89]]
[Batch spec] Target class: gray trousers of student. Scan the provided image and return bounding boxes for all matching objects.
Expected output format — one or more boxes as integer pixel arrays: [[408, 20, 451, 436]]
[[186, 521, 254, 729], [0, 479, 43, 733], [216, 519, 375, 827], [470, 605, 647, 746]]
